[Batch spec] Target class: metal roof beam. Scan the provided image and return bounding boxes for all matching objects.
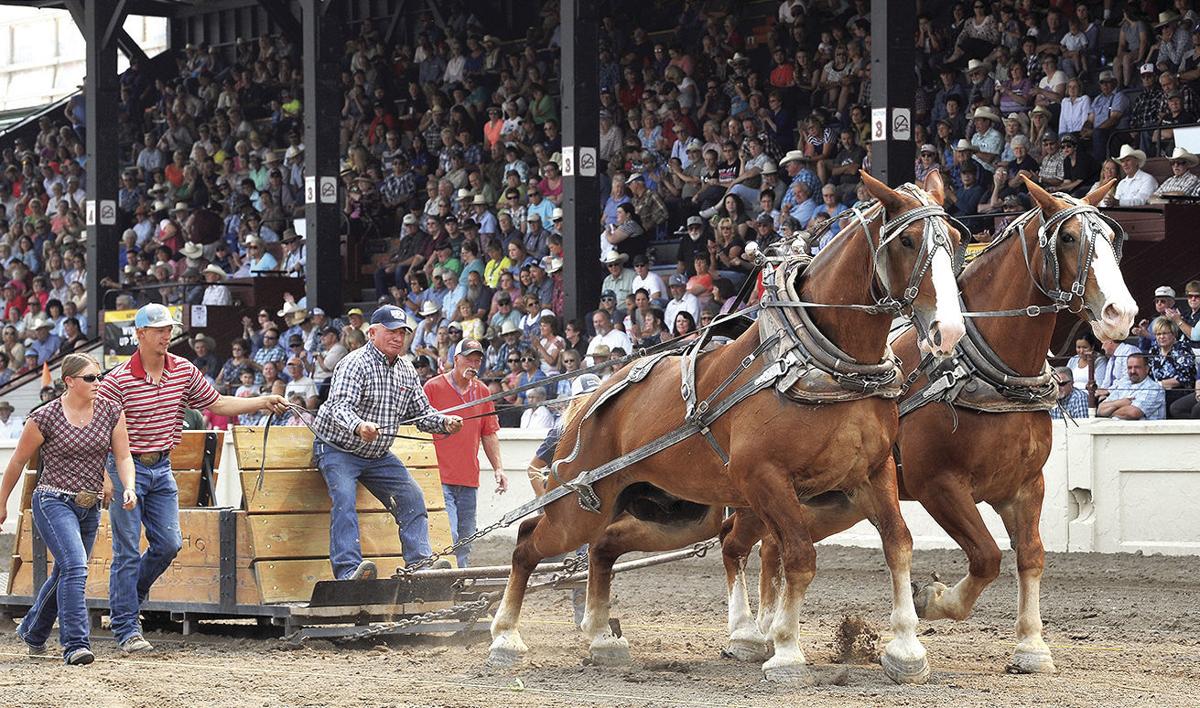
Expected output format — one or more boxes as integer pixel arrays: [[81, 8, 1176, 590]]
[[254, 0, 302, 44]]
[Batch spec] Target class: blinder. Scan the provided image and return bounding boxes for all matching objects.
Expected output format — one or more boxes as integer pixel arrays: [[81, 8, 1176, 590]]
[[867, 185, 967, 316], [1035, 197, 1126, 321]]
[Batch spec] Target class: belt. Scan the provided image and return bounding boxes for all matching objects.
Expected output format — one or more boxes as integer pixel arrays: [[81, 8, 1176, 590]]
[[35, 486, 101, 509], [133, 451, 169, 466]]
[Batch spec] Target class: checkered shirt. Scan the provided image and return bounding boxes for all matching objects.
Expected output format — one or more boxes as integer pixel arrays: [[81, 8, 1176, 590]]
[[313, 342, 453, 458]]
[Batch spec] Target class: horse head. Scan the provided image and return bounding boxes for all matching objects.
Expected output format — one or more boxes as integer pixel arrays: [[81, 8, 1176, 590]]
[[860, 169, 965, 357], [1022, 176, 1138, 341]]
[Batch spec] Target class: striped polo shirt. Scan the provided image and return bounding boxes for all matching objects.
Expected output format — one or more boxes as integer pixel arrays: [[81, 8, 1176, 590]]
[[98, 350, 221, 454]]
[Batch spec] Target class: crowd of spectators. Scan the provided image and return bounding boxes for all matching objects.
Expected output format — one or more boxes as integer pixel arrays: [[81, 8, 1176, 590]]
[[3, 0, 1200, 426]]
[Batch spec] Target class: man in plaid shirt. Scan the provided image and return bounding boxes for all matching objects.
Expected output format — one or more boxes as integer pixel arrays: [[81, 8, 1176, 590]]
[[1050, 366, 1090, 420], [312, 305, 464, 581]]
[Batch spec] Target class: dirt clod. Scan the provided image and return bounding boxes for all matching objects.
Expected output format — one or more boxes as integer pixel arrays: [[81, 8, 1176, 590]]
[[831, 614, 880, 665]]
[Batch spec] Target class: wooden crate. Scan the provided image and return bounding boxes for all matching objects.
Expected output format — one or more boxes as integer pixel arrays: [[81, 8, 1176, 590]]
[[232, 426, 456, 603], [9, 557, 257, 605]]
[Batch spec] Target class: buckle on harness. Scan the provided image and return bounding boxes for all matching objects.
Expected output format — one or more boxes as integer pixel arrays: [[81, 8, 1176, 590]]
[[1071, 281, 1086, 297], [1025, 305, 1043, 318], [904, 285, 919, 302]]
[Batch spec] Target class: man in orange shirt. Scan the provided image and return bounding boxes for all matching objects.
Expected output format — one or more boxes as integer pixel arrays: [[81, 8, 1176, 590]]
[[423, 339, 507, 567]]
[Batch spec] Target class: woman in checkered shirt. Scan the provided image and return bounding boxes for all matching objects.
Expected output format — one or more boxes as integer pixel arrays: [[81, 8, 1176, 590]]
[[0, 354, 137, 665]]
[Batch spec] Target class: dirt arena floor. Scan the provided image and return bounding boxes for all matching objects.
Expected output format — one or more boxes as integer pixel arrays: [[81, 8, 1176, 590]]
[[1, 538, 1198, 707]]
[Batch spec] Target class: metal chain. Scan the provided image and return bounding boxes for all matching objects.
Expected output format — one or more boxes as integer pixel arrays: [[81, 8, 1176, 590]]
[[330, 592, 501, 643], [393, 517, 511, 576]]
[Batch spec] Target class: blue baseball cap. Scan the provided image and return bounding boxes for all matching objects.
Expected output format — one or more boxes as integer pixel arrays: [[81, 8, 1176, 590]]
[[369, 305, 413, 331], [134, 303, 181, 328], [454, 339, 485, 358]]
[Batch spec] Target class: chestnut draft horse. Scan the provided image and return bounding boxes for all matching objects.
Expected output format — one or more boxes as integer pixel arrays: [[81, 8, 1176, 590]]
[[610, 177, 1135, 673], [488, 171, 967, 685]]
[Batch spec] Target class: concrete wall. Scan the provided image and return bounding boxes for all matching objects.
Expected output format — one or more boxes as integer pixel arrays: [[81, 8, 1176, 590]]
[[5, 420, 1199, 557]]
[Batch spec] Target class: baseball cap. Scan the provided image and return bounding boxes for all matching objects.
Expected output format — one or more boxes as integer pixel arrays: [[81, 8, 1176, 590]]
[[1155, 286, 1177, 299], [134, 303, 181, 328], [370, 305, 412, 330], [570, 373, 602, 396], [755, 212, 774, 224], [669, 273, 687, 286], [455, 339, 485, 357], [1139, 63, 1155, 75], [601, 289, 617, 299], [686, 215, 704, 227], [347, 307, 364, 316], [402, 213, 418, 225]]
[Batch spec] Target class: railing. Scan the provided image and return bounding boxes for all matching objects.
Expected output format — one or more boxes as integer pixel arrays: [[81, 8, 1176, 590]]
[[0, 336, 101, 397], [1103, 120, 1200, 160]]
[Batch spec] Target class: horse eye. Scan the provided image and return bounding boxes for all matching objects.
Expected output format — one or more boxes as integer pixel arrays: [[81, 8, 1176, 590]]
[[900, 236, 915, 249], [1061, 233, 1076, 244]]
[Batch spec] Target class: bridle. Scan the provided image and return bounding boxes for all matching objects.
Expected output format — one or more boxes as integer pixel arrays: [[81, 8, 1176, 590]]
[[1026, 195, 1125, 322]]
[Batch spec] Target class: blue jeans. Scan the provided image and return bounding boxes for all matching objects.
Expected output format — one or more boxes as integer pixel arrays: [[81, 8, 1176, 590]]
[[19, 490, 100, 656], [441, 484, 477, 568], [107, 455, 183, 642], [314, 441, 431, 579]]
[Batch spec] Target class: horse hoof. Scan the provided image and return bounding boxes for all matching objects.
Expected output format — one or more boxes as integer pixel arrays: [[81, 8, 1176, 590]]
[[588, 636, 631, 666], [762, 662, 813, 686], [722, 637, 772, 662], [881, 652, 931, 685], [912, 581, 948, 620], [1007, 645, 1057, 674], [487, 636, 528, 668]]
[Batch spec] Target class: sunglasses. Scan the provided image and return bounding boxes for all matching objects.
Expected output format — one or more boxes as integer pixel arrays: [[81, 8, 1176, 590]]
[[507, 358, 519, 363], [73, 374, 104, 383], [263, 336, 278, 340], [520, 357, 536, 362]]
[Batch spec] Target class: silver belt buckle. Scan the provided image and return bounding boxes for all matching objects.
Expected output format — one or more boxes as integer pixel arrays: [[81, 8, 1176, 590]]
[[74, 490, 99, 509]]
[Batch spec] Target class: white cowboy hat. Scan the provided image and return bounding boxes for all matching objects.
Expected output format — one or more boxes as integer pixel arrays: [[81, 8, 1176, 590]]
[[471, 194, 488, 205], [180, 242, 203, 259], [1168, 147, 1200, 166], [276, 301, 302, 318], [971, 106, 1002, 123], [966, 58, 991, 74], [952, 139, 977, 152], [600, 251, 628, 266], [1156, 10, 1181, 28], [1114, 144, 1147, 167], [202, 264, 226, 278], [173, 201, 190, 213], [779, 149, 809, 166], [500, 321, 520, 336], [542, 256, 562, 274], [419, 300, 441, 317]]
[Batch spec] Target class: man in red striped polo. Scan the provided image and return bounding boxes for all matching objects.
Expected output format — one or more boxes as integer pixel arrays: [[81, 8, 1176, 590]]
[[98, 303, 286, 653]]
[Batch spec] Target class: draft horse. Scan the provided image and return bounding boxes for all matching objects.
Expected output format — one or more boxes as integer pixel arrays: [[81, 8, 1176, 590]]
[[488, 170, 967, 685], [716, 177, 1137, 673]]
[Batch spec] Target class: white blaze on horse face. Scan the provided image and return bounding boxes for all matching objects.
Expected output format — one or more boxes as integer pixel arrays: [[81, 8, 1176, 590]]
[[1087, 232, 1137, 341], [927, 248, 966, 356]]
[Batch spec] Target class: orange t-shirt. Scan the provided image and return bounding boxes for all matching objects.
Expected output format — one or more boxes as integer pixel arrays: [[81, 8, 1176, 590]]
[[423, 373, 500, 487]]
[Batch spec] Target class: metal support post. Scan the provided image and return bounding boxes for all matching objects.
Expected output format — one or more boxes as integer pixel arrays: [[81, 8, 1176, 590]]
[[560, 0, 602, 322], [870, 2, 917, 186], [301, 0, 346, 314]]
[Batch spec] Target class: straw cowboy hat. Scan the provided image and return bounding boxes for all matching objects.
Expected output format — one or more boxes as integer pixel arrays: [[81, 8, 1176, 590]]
[[779, 149, 810, 166], [202, 264, 227, 278], [1168, 147, 1200, 166], [1113, 144, 1147, 167], [419, 300, 441, 317], [180, 241, 204, 259], [500, 321, 521, 336], [971, 106, 1002, 124], [966, 58, 991, 74], [276, 301, 304, 318], [952, 139, 977, 152], [600, 251, 628, 266], [1156, 10, 1181, 28]]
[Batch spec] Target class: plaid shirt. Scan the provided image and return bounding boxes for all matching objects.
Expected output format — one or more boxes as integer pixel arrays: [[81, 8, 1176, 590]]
[[1130, 88, 1163, 129], [380, 170, 416, 208], [1050, 388, 1090, 419], [634, 189, 669, 232], [313, 342, 453, 458]]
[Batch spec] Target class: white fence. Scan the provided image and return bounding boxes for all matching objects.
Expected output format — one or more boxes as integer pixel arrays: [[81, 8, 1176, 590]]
[[4, 420, 1199, 556]]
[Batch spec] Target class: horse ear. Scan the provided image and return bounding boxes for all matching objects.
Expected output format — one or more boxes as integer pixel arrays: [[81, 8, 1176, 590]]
[[922, 169, 946, 205], [1081, 179, 1117, 207], [859, 170, 907, 214], [1022, 174, 1062, 213]]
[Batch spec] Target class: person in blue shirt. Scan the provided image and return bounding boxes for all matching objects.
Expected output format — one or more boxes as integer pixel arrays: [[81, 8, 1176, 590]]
[[948, 163, 988, 217], [1097, 353, 1166, 420]]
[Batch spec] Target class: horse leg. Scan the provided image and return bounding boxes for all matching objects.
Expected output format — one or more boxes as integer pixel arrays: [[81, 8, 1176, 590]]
[[742, 470, 818, 685], [719, 511, 771, 662], [995, 477, 1057, 675], [854, 460, 930, 685], [583, 512, 720, 666], [908, 478, 1002, 622], [489, 509, 597, 666]]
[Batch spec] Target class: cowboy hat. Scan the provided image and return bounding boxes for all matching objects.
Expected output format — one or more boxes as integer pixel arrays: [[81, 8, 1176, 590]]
[[180, 242, 203, 259], [1114, 143, 1147, 167], [952, 139, 977, 152], [600, 251, 628, 266], [276, 301, 303, 318], [1168, 147, 1200, 166], [471, 194, 488, 205], [779, 149, 809, 166], [1156, 10, 1181, 28], [202, 264, 227, 278], [966, 58, 991, 74], [419, 300, 441, 317], [500, 321, 521, 336], [173, 201, 190, 213], [542, 256, 562, 274], [971, 106, 1002, 123]]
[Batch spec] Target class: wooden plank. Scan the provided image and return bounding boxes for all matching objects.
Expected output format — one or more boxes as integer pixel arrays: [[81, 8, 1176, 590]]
[[246, 510, 454, 561], [232, 426, 316, 470], [10, 559, 256, 604], [18, 470, 36, 511], [7, 556, 18, 595], [170, 430, 225, 470], [232, 425, 437, 470], [253, 557, 400, 604], [16, 510, 252, 568], [19, 470, 209, 510], [240, 467, 445, 514]]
